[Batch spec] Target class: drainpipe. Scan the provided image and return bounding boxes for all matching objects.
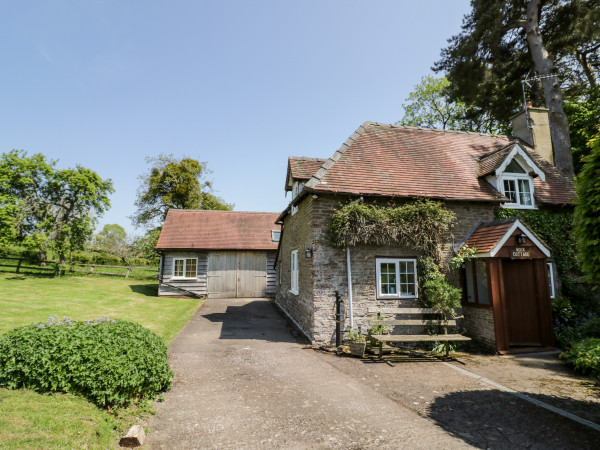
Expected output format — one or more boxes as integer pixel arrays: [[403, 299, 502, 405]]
[[346, 247, 354, 329], [345, 196, 363, 329]]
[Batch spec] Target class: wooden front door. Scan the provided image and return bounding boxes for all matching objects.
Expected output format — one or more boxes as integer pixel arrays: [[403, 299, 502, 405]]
[[207, 252, 267, 298], [502, 260, 541, 346]]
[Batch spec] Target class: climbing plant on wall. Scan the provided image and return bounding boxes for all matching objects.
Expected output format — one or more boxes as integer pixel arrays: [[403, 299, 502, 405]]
[[328, 200, 456, 263]]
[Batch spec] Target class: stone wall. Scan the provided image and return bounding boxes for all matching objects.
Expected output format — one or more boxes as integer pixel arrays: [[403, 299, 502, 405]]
[[275, 196, 316, 339], [276, 194, 499, 344], [463, 305, 496, 350]]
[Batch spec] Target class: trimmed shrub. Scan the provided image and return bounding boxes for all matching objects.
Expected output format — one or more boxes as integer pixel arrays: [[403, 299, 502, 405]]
[[560, 338, 600, 379], [0, 316, 172, 408]]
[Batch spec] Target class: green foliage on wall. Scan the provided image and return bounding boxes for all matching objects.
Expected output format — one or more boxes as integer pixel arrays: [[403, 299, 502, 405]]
[[329, 200, 456, 262]]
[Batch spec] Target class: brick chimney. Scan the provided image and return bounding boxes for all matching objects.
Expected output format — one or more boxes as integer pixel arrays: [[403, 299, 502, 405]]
[[510, 107, 554, 165]]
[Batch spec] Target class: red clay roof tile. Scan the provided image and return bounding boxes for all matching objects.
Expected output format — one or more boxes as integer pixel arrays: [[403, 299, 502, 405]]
[[301, 122, 574, 205], [156, 210, 280, 250]]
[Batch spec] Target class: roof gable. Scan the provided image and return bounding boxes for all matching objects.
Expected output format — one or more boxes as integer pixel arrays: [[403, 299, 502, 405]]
[[285, 157, 328, 191], [458, 217, 550, 258], [156, 210, 280, 251]]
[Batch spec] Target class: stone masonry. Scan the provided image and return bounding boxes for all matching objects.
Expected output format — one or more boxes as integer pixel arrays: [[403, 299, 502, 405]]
[[276, 194, 497, 343]]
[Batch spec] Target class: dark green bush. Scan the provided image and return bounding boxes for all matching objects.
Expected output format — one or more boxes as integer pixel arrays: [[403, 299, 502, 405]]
[[582, 316, 600, 339], [560, 338, 600, 379], [0, 317, 172, 408]]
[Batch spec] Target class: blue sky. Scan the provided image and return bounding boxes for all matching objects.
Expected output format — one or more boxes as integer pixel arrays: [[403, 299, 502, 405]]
[[0, 0, 471, 236]]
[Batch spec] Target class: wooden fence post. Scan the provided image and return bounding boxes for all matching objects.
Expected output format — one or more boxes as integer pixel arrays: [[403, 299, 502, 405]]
[[16, 258, 22, 274], [125, 267, 130, 279]]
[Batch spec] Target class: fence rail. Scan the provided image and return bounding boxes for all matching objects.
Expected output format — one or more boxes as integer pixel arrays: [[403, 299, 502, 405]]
[[0, 256, 158, 279]]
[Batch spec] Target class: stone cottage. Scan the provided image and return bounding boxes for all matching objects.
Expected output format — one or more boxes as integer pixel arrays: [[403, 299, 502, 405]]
[[274, 109, 575, 352]]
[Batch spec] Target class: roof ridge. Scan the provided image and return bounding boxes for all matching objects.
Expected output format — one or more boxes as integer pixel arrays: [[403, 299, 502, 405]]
[[289, 156, 328, 162], [368, 121, 509, 139], [168, 209, 280, 214]]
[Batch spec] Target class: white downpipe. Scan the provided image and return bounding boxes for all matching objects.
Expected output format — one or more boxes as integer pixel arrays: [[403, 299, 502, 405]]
[[346, 246, 354, 329]]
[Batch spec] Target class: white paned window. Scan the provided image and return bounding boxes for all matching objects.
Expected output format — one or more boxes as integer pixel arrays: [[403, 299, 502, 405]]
[[376, 258, 417, 299], [271, 230, 281, 242], [291, 181, 303, 215], [547, 262, 555, 299], [290, 250, 299, 294], [500, 158, 534, 208], [173, 258, 197, 279]]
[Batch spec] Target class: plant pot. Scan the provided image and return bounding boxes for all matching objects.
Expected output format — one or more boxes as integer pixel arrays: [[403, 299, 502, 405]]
[[348, 341, 366, 358]]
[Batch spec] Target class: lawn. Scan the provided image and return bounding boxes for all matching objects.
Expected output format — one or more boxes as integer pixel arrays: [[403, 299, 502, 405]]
[[0, 272, 202, 343], [0, 273, 203, 448]]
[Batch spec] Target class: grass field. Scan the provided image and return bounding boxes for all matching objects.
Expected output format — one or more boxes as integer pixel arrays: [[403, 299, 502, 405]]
[[0, 273, 203, 448], [0, 272, 201, 343]]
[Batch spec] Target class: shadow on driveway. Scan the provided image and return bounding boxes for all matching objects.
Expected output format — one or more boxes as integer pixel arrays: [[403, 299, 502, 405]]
[[202, 299, 297, 343], [428, 389, 600, 449]]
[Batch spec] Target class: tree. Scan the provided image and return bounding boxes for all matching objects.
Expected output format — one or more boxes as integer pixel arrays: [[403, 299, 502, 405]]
[[92, 224, 139, 264], [574, 130, 600, 287], [397, 76, 505, 133], [132, 154, 233, 228], [0, 150, 114, 263], [435, 0, 600, 177], [132, 227, 162, 260]]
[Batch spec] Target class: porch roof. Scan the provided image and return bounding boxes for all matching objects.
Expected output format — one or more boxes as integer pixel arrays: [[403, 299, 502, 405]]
[[458, 217, 550, 258]]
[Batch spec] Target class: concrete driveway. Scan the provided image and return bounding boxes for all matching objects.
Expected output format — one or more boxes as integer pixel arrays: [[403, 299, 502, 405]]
[[149, 298, 600, 449], [148, 298, 470, 449]]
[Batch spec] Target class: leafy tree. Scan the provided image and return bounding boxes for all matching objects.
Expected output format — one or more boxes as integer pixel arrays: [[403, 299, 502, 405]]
[[435, 0, 600, 177], [132, 154, 233, 227], [0, 150, 113, 264], [574, 130, 600, 287], [92, 224, 140, 264], [132, 227, 162, 260], [397, 76, 505, 133], [564, 92, 600, 173]]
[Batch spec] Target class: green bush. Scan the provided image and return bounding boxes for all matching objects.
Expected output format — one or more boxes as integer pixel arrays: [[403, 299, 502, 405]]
[[560, 338, 600, 379], [0, 316, 173, 408], [582, 316, 600, 338]]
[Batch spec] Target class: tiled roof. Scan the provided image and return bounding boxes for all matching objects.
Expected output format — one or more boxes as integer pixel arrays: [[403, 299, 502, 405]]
[[463, 219, 516, 253], [286, 157, 328, 191], [290, 157, 327, 180], [461, 217, 550, 256], [302, 122, 574, 205], [478, 145, 513, 177], [156, 210, 280, 250]]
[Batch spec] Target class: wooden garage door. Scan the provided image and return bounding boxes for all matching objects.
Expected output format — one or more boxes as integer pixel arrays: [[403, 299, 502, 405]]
[[207, 252, 267, 298]]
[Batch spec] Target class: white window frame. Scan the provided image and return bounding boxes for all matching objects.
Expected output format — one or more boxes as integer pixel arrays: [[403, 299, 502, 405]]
[[291, 181, 303, 216], [547, 262, 555, 299], [172, 257, 198, 280], [271, 230, 281, 243], [500, 173, 535, 209], [376, 258, 418, 299], [290, 250, 299, 295]]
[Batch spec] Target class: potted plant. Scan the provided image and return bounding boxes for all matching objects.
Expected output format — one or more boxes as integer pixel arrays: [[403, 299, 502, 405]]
[[344, 329, 366, 357]]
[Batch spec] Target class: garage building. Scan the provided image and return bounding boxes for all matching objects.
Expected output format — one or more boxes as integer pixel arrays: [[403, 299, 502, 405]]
[[157, 210, 280, 298]]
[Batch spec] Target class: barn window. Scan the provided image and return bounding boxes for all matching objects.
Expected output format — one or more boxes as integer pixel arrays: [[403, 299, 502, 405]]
[[290, 250, 299, 294], [376, 258, 417, 299], [173, 258, 197, 279], [271, 230, 281, 243]]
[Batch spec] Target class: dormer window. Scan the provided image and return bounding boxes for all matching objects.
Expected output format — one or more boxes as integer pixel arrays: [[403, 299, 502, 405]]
[[500, 158, 534, 207]]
